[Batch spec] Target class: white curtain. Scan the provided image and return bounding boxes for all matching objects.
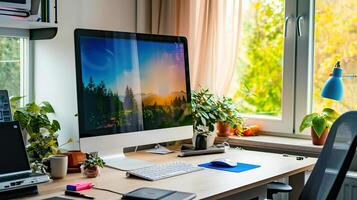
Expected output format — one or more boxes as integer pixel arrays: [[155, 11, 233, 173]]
[[136, 0, 243, 96]]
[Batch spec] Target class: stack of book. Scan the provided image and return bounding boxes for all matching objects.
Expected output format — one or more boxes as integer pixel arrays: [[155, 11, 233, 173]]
[[0, 0, 55, 23], [0, 7, 30, 18]]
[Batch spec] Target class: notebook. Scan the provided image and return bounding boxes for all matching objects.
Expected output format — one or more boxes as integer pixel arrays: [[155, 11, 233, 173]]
[[122, 187, 196, 200]]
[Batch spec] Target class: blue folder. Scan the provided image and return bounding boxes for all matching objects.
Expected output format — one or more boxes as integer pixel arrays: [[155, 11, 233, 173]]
[[198, 162, 260, 173]]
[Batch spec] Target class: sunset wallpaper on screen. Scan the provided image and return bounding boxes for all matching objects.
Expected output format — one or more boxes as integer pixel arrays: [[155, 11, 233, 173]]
[[79, 36, 192, 133]]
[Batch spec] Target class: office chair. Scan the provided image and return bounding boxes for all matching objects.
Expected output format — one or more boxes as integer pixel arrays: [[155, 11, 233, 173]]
[[267, 111, 357, 200]]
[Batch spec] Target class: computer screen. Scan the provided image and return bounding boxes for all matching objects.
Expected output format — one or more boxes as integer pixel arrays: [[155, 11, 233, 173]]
[[75, 29, 192, 138], [0, 121, 30, 175]]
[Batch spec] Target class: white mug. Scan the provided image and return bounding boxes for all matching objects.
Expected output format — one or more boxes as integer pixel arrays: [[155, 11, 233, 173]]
[[50, 155, 68, 179]]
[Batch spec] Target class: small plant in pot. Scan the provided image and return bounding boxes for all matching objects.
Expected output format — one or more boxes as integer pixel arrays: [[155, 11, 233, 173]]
[[82, 153, 105, 178], [300, 108, 339, 145], [10, 97, 72, 173], [215, 97, 244, 137], [191, 89, 219, 150]]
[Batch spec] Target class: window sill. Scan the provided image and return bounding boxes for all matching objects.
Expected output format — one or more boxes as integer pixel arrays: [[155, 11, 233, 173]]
[[216, 135, 322, 157]]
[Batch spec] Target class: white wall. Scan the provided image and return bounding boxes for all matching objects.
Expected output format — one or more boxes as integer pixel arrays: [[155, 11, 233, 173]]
[[34, 0, 136, 149]]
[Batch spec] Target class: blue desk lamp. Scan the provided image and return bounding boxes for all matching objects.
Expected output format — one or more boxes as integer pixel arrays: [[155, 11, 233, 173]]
[[321, 61, 357, 100]]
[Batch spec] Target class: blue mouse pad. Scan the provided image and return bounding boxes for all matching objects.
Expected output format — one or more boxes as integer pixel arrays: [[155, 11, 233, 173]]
[[198, 162, 260, 173]]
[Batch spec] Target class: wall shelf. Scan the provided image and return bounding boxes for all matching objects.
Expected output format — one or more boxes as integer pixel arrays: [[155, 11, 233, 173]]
[[0, 16, 58, 40]]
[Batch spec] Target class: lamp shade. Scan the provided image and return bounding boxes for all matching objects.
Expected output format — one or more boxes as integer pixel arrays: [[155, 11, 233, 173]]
[[321, 67, 344, 101]]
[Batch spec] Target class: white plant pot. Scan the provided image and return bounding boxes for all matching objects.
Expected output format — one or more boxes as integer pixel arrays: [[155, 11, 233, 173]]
[[192, 132, 215, 148]]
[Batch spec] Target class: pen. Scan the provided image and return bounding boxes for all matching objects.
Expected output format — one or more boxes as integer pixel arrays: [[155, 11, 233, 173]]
[[65, 190, 95, 199], [283, 154, 307, 160]]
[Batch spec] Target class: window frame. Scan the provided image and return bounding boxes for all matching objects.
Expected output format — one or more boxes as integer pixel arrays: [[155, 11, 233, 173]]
[[243, 0, 298, 134], [242, 0, 323, 136], [0, 28, 33, 104], [294, 0, 315, 135]]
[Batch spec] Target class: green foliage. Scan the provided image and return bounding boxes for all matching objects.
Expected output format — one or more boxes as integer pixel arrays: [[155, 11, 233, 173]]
[[10, 97, 71, 162], [124, 86, 138, 111], [300, 108, 340, 138], [233, 0, 284, 116], [313, 0, 357, 113], [0, 37, 21, 97], [192, 88, 244, 134], [191, 89, 218, 134], [83, 154, 105, 170], [216, 97, 244, 133], [232, 0, 356, 118], [83, 78, 127, 129], [82, 77, 192, 132]]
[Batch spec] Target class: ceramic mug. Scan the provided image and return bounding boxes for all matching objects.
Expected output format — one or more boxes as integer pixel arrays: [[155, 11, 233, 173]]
[[50, 155, 68, 179]]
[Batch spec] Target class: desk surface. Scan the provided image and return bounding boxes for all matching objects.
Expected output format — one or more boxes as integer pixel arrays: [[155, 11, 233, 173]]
[[26, 149, 317, 200]]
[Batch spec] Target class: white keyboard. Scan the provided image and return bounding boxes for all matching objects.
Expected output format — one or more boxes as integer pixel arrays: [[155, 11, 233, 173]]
[[126, 161, 204, 181]]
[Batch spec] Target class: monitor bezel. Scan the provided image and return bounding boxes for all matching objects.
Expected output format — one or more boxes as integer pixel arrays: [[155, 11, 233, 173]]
[[74, 28, 192, 139]]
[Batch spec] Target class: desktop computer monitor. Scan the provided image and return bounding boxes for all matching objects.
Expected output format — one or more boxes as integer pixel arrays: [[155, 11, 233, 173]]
[[74, 29, 193, 170]]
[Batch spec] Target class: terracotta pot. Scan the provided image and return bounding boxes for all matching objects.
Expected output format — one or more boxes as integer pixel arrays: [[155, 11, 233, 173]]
[[84, 166, 99, 178], [63, 151, 86, 168], [311, 127, 329, 145], [216, 122, 232, 137]]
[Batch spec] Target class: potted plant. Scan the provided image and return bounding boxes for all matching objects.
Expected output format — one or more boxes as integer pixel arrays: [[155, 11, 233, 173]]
[[215, 96, 244, 137], [191, 89, 220, 149], [10, 97, 72, 172], [300, 108, 339, 145], [82, 153, 105, 178]]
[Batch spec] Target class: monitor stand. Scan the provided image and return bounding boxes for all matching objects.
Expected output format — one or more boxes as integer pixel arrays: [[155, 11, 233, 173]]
[[101, 150, 154, 171]]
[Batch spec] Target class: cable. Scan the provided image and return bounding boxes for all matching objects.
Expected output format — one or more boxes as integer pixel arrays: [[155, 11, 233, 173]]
[[92, 186, 124, 196]]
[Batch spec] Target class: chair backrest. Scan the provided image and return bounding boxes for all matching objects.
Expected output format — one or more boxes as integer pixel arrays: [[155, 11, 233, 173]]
[[299, 111, 357, 200]]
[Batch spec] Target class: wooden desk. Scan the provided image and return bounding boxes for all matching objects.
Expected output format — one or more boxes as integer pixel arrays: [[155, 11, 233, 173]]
[[26, 149, 316, 200]]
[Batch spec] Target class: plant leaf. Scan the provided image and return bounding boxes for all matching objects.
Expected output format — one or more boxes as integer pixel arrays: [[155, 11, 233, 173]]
[[312, 115, 327, 137], [299, 113, 318, 132], [201, 112, 209, 119], [10, 96, 23, 104], [322, 108, 339, 122], [27, 103, 41, 114], [208, 113, 216, 119], [51, 120, 61, 132], [200, 116, 206, 126], [41, 101, 55, 113]]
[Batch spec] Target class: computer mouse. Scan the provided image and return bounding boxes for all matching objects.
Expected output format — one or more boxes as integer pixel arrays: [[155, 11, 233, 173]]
[[210, 158, 237, 167]]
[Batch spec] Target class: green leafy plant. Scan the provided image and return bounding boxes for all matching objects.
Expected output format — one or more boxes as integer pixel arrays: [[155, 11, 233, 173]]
[[216, 96, 244, 132], [299, 108, 340, 137], [192, 89, 245, 135], [10, 97, 72, 162], [83, 154, 106, 170], [191, 89, 220, 135]]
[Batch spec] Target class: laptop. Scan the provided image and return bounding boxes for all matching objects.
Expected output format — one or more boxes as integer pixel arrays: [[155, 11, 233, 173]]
[[0, 121, 49, 192]]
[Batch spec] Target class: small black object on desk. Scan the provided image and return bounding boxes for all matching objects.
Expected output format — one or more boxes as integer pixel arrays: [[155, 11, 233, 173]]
[[0, 185, 38, 199], [43, 197, 74, 200], [65, 190, 94, 199], [178, 144, 227, 157], [122, 187, 196, 200]]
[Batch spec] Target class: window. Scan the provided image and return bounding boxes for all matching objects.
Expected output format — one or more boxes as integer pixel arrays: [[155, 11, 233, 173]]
[[313, 0, 357, 114], [230, 0, 285, 117], [230, 0, 356, 134], [0, 33, 30, 103], [229, 0, 295, 133]]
